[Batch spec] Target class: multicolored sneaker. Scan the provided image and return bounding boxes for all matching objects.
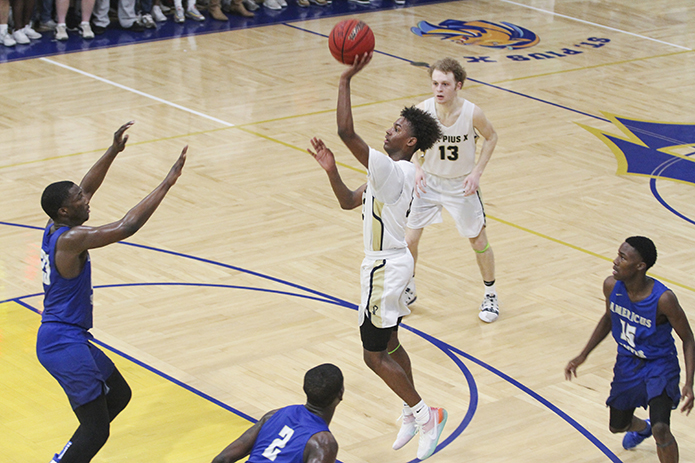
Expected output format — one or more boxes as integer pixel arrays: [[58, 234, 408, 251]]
[[417, 407, 447, 460], [623, 419, 651, 450], [393, 413, 417, 450]]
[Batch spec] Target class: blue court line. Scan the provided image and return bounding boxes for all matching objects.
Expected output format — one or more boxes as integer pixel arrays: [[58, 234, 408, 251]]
[[3, 220, 622, 461], [6, 278, 476, 460], [10, 296, 259, 422]]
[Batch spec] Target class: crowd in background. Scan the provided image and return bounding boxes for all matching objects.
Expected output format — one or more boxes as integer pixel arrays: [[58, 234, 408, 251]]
[[0, 0, 381, 47]]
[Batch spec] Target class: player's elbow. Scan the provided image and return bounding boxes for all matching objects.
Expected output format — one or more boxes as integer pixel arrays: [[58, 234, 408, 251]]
[[211, 455, 229, 463], [119, 218, 141, 238], [339, 200, 358, 210], [337, 127, 355, 142]]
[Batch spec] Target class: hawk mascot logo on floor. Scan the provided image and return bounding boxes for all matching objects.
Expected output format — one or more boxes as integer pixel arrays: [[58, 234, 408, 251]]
[[411, 20, 540, 49]]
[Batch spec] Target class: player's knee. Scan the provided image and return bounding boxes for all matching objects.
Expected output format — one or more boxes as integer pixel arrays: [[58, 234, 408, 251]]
[[362, 349, 384, 372], [609, 424, 629, 434], [651, 422, 672, 443], [470, 233, 489, 252]]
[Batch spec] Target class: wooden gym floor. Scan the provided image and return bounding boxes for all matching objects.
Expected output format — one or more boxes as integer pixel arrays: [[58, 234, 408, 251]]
[[1, 1, 694, 462]]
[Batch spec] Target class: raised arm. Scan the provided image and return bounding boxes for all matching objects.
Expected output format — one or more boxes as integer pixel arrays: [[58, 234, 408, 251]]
[[658, 290, 695, 415], [212, 410, 277, 463], [80, 121, 134, 200], [304, 431, 339, 463], [55, 147, 187, 277], [463, 106, 497, 196], [565, 276, 615, 380], [336, 53, 372, 168], [308, 137, 365, 210]]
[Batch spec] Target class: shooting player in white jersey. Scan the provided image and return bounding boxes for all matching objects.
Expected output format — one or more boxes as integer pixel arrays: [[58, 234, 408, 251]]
[[308, 52, 447, 461]]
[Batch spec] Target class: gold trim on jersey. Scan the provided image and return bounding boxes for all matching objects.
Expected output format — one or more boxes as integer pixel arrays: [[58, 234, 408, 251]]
[[370, 198, 384, 251], [366, 259, 386, 328]]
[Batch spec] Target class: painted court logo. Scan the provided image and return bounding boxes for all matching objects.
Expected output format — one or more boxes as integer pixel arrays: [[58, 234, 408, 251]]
[[578, 113, 695, 186], [411, 20, 540, 50]]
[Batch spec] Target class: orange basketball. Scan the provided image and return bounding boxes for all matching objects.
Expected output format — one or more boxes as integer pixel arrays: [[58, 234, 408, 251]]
[[328, 19, 375, 65]]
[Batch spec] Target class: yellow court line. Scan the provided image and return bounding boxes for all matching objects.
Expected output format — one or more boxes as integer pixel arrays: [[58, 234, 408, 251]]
[[5, 83, 693, 293], [489, 214, 695, 293]]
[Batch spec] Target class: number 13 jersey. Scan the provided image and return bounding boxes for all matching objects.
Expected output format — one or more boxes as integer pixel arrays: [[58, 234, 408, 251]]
[[421, 97, 478, 179]]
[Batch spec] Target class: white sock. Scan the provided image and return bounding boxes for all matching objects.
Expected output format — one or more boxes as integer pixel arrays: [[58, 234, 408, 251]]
[[402, 401, 413, 416], [412, 399, 430, 425], [485, 282, 496, 296], [0, 24, 8, 34]]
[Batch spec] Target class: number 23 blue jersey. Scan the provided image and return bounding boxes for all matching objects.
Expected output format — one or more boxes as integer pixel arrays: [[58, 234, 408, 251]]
[[248, 405, 330, 463]]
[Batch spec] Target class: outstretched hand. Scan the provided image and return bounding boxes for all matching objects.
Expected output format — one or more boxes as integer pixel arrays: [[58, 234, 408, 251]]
[[165, 145, 187, 186], [341, 52, 373, 80], [112, 121, 134, 153], [308, 137, 337, 172]]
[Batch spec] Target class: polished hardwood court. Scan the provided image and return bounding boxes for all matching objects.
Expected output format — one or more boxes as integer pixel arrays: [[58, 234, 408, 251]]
[[2, 1, 694, 462]]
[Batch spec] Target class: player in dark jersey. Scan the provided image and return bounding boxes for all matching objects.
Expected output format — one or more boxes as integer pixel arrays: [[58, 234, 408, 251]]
[[38, 121, 186, 463], [212, 364, 343, 463], [565, 236, 694, 463]]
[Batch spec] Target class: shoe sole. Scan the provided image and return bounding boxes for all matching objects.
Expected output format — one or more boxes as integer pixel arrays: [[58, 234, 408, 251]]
[[419, 409, 447, 460]]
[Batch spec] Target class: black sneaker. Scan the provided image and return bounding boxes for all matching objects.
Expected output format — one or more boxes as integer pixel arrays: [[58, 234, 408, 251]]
[[122, 21, 145, 32], [90, 22, 107, 35]]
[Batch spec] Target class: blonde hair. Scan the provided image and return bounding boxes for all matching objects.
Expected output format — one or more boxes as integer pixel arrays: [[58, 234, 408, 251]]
[[428, 57, 467, 85]]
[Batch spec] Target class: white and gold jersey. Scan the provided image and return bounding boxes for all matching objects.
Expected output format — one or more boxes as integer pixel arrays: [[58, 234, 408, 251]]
[[421, 97, 478, 178], [362, 147, 416, 254]]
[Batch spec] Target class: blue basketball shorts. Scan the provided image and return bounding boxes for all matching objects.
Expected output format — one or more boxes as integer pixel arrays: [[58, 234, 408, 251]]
[[36, 322, 116, 410], [606, 354, 681, 411]]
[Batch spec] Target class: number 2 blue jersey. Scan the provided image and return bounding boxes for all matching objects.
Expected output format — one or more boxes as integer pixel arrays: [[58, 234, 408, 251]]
[[609, 279, 677, 360], [248, 405, 330, 463], [40, 224, 94, 329]]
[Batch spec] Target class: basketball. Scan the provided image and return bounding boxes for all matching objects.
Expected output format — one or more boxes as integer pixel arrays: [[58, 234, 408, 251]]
[[328, 19, 375, 65]]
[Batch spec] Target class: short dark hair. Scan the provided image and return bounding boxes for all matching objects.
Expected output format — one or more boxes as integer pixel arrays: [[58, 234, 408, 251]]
[[41, 181, 75, 220], [400, 106, 443, 153], [429, 57, 467, 85], [625, 236, 657, 270], [303, 363, 343, 408]]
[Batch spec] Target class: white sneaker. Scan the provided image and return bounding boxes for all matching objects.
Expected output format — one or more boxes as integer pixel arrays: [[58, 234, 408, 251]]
[[79, 22, 94, 39], [159, 3, 171, 12], [276, 0, 287, 6], [417, 407, 447, 460], [152, 5, 168, 21], [478, 293, 499, 323], [23, 24, 43, 39], [241, 0, 259, 10], [174, 6, 185, 22], [55, 23, 68, 41], [186, 5, 205, 20], [404, 277, 417, 305], [0, 29, 16, 46], [393, 413, 417, 450], [13, 28, 30, 44], [264, 0, 282, 9], [140, 13, 156, 28]]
